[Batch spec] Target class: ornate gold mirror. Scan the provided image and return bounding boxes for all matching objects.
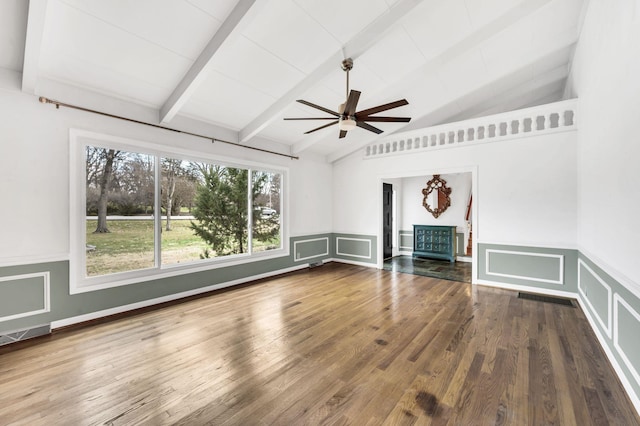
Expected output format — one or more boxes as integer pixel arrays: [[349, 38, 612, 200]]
[[422, 174, 452, 218]]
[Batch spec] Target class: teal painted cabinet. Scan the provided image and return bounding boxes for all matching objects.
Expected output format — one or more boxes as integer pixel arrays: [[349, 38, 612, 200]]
[[413, 225, 457, 262]]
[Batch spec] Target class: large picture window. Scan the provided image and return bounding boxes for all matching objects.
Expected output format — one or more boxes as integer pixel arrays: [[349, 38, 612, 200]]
[[71, 130, 286, 292]]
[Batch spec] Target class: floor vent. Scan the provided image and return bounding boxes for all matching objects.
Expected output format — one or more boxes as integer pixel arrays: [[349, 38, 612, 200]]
[[0, 324, 51, 347], [518, 292, 575, 307], [309, 261, 324, 268]]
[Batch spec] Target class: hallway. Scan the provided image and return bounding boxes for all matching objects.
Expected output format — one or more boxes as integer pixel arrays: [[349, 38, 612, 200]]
[[383, 255, 472, 283]]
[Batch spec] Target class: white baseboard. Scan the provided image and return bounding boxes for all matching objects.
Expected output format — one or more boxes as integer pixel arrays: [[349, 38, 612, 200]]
[[326, 258, 378, 269], [475, 279, 577, 299]]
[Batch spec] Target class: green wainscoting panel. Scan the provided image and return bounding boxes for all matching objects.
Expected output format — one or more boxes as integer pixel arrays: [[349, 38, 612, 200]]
[[487, 250, 561, 283], [616, 300, 640, 382], [456, 233, 465, 256], [0, 234, 333, 334], [0, 273, 48, 320], [578, 253, 640, 401], [292, 235, 329, 262], [333, 233, 376, 264], [399, 231, 413, 251], [578, 259, 612, 336], [0, 261, 67, 333], [478, 243, 578, 292]]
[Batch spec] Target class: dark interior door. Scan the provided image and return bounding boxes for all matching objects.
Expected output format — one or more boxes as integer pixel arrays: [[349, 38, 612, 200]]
[[383, 183, 393, 259]]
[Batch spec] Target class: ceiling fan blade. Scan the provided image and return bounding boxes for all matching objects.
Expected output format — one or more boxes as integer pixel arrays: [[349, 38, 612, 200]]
[[356, 99, 409, 117], [296, 100, 340, 117], [339, 130, 347, 139], [283, 117, 339, 120], [304, 120, 339, 134], [344, 90, 361, 116], [356, 121, 383, 134], [359, 116, 412, 123]]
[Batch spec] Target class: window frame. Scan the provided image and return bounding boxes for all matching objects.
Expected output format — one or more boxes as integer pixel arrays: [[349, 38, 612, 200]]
[[69, 129, 289, 294]]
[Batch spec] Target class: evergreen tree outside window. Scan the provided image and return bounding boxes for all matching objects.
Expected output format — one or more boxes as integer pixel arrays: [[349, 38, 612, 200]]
[[190, 164, 249, 258]]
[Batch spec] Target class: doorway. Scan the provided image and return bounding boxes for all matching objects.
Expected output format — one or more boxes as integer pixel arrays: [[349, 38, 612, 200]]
[[382, 183, 393, 260], [378, 168, 477, 284]]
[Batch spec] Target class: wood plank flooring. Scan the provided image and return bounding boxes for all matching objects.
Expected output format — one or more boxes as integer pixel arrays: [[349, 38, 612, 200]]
[[0, 263, 638, 425]]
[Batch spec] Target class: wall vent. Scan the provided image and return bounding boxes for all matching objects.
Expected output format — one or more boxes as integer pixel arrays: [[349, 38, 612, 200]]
[[518, 292, 575, 307], [0, 324, 51, 347]]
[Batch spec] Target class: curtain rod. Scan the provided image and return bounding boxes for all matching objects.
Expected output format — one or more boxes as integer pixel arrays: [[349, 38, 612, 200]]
[[38, 97, 299, 160]]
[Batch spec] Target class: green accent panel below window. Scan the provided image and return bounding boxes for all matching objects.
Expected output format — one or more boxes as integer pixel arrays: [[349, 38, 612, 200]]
[[0, 234, 333, 334]]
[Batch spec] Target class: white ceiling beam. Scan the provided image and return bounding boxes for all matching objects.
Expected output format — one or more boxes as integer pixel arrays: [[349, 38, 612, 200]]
[[326, 36, 577, 163], [22, 0, 48, 94], [159, 0, 264, 124], [237, 0, 426, 144]]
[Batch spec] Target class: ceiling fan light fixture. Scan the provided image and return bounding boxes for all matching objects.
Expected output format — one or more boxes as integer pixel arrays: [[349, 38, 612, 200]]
[[339, 116, 357, 131]]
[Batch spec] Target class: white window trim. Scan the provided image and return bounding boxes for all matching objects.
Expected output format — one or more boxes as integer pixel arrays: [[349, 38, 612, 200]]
[[69, 129, 289, 294]]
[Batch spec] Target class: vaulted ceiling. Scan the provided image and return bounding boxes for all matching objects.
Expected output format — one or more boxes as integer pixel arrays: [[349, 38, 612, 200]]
[[1, 0, 585, 162]]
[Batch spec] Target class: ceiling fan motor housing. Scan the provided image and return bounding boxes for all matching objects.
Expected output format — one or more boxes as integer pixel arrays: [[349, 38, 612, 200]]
[[341, 58, 353, 71]]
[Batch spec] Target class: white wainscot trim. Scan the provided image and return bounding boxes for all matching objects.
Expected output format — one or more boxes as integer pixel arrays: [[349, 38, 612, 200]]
[[578, 259, 612, 338], [0, 272, 51, 322], [485, 249, 564, 285], [293, 237, 329, 262], [336, 237, 372, 260], [580, 247, 640, 299]]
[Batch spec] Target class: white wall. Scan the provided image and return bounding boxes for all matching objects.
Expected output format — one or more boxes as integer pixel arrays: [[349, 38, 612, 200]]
[[0, 71, 332, 262], [565, 0, 640, 288], [333, 131, 577, 249], [400, 173, 471, 231]]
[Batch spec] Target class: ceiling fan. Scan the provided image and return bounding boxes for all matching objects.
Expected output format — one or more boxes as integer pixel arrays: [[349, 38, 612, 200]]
[[284, 58, 411, 139]]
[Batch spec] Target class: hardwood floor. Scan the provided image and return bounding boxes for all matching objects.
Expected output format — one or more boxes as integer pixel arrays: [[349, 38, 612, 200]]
[[0, 263, 638, 425]]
